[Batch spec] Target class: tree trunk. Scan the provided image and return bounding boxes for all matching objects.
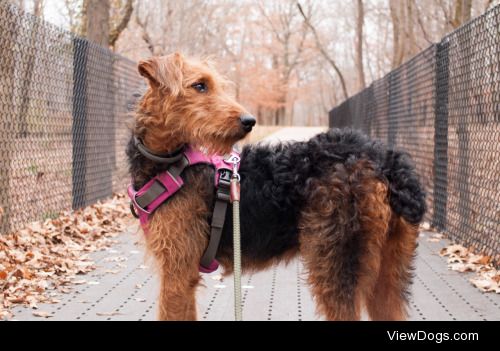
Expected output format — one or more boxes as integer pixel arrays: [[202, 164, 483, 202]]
[[355, 0, 366, 91], [452, 0, 473, 29], [390, 0, 404, 68], [84, 0, 110, 46], [406, 0, 416, 56]]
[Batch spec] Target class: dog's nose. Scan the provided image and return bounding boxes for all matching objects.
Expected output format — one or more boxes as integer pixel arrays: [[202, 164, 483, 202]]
[[240, 114, 256, 132]]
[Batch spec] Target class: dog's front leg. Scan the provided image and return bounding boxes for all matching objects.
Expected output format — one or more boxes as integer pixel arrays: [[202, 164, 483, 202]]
[[158, 269, 198, 321], [145, 194, 209, 321]]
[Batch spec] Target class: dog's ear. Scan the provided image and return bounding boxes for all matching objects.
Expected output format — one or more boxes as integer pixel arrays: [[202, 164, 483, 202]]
[[138, 53, 184, 96]]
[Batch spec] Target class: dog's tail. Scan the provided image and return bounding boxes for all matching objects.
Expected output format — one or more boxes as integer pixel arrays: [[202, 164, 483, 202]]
[[382, 149, 426, 225]]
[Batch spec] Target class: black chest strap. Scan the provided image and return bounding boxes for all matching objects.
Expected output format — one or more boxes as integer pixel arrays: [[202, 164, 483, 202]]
[[200, 169, 231, 270]]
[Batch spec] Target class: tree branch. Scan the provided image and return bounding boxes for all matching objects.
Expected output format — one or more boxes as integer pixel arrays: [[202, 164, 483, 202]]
[[135, 9, 156, 55], [109, 0, 134, 49], [297, 2, 348, 100]]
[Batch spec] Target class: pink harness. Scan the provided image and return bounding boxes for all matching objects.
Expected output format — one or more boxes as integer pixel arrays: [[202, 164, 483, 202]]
[[128, 144, 240, 273]]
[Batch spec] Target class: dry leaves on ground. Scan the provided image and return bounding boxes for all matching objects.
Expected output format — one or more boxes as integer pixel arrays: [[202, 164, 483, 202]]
[[440, 244, 500, 294], [0, 193, 133, 320]]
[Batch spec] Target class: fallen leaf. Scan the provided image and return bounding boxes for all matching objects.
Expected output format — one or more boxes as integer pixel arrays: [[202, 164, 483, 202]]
[[104, 269, 120, 274], [449, 263, 476, 273], [32, 311, 52, 318], [96, 311, 122, 316], [0, 193, 133, 319], [440, 244, 468, 257], [470, 255, 491, 265], [470, 278, 495, 292]]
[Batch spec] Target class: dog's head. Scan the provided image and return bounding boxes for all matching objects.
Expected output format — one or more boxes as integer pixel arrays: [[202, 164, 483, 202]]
[[135, 53, 255, 154]]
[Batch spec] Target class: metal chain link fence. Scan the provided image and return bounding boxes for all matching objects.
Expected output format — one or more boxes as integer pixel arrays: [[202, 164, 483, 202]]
[[329, 5, 500, 263], [0, 1, 144, 234]]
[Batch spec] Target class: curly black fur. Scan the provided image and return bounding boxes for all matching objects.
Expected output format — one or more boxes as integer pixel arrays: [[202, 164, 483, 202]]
[[127, 128, 426, 266]]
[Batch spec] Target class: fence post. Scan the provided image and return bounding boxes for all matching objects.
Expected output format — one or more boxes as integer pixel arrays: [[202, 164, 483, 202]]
[[433, 41, 449, 231], [72, 37, 88, 209], [387, 72, 397, 147]]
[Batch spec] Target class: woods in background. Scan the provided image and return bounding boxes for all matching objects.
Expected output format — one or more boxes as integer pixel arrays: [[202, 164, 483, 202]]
[[11, 0, 499, 126]]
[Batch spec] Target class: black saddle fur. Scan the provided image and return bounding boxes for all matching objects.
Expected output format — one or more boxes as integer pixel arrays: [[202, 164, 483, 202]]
[[127, 128, 426, 264]]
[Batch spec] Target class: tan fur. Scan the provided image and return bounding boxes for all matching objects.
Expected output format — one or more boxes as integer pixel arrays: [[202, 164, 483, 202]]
[[136, 53, 248, 156], [298, 160, 415, 321], [365, 216, 418, 320], [135, 53, 249, 320], [133, 53, 418, 321]]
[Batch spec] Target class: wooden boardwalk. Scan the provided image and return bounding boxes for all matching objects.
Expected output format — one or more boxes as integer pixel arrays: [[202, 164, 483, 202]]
[[10, 128, 500, 321]]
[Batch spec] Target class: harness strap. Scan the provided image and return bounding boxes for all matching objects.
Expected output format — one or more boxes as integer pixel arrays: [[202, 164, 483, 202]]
[[129, 145, 240, 274], [135, 180, 167, 209], [133, 156, 190, 211], [200, 175, 231, 271], [168, 156, 190, 178]]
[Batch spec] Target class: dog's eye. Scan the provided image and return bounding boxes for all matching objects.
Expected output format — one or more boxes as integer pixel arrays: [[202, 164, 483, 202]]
[[191, 82, 208, 93]]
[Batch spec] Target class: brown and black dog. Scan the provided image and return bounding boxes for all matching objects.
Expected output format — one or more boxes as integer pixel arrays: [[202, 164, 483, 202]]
[[127, 53, 426, 320]]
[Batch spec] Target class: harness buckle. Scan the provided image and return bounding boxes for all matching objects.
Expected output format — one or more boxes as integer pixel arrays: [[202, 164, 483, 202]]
[[218, 169, 232, 184], [216, 169, 232, 202]]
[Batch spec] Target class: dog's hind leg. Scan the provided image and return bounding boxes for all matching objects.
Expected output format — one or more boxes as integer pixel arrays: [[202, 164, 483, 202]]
[[365, 216, 418, 321], [298, 160, 391, 321]]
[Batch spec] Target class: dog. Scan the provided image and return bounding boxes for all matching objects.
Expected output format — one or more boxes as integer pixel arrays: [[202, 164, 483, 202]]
[[126, 53, 426, 321]]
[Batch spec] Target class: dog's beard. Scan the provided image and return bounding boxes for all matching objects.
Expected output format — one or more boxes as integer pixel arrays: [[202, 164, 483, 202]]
[[189, 126, 245, 155]]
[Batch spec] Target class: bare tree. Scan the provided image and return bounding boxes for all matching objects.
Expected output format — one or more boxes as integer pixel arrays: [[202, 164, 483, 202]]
[[79, 0, 133, 48], [257, 0, 310, 124], [389, 0, 420, 69], [355, 0, 366, 91], [116, 0, 497, 125], [62, 0, 83, 33], [297, 2, 349, 100], [109, 0, 134, 50], [84, 0, 110, 46], [451, 0, 473, 28], [135, 4, 163, 56]]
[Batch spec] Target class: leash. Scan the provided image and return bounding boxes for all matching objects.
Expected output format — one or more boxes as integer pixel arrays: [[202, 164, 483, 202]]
[[228, 155, 242, 321]]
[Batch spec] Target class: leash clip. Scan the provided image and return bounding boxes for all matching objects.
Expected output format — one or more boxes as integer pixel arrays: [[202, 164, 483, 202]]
[[224, 154, 241, 182], [225, 155, 241, 202]]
